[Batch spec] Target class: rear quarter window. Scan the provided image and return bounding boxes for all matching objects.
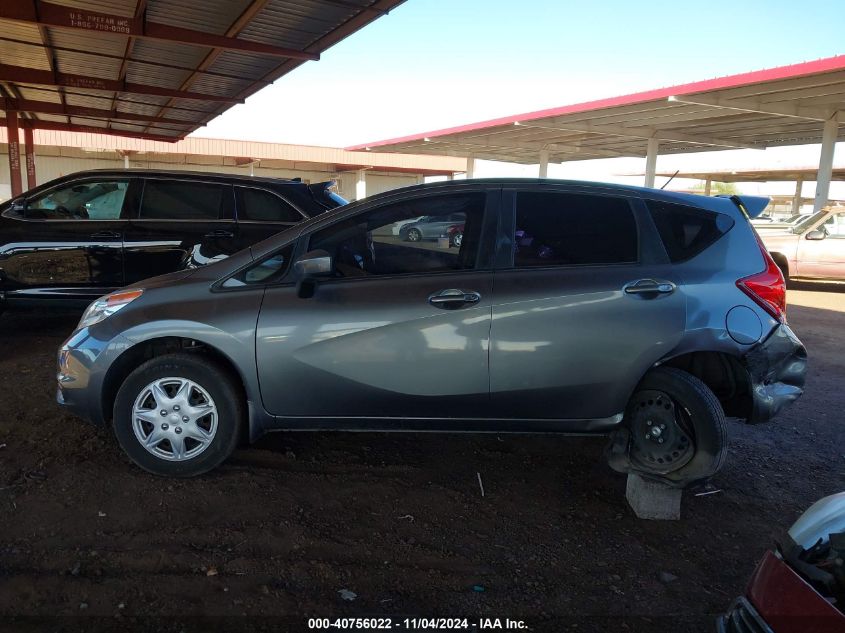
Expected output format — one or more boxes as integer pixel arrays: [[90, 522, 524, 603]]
[[646, 200, 734, 263]]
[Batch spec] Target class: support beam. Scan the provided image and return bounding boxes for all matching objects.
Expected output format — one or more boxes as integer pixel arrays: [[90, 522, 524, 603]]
[[6, 112, 23, 196], [355, 169, 367, 201], [144, 0, 273, 134], [814, 116, 839, 212], [0, 64, 241, 103], [0, 1, 318, 60], [704, 178, 712, 196], [644, 138, 659, 188], [792, 177, 804, 214], [538, 149, 549, 178], [465, 155, 476, 179], [23, 126, 36, 190], [0, 97, 200, 126], [668, 94, 831, 122], [0, 36, 271, 88], [515, 120, 763, 151], [0, 118, 179, 143], [424, 135, 633, 159]]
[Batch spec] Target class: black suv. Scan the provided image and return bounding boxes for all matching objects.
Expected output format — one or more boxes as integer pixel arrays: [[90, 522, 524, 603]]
[[0, 169, 345, 309]]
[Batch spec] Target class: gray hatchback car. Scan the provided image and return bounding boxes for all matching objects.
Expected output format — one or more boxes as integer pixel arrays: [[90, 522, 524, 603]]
[[58, 179, 807, 483]]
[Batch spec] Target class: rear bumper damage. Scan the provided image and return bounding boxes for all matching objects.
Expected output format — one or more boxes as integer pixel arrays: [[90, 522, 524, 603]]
[[744, 323, 807, 424]]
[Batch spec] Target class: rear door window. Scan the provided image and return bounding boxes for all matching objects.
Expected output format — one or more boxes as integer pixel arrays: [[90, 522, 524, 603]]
[[646, 200, 734, 262], [139, 180, 231, 220], [236, 187, 303, 223], [513, 191, 638, 267]]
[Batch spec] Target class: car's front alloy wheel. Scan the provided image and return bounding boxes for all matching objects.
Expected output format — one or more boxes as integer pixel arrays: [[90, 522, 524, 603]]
[[114, 353, 242, 477], [406, 228, 422, 242], [132, 377, 218, 462]]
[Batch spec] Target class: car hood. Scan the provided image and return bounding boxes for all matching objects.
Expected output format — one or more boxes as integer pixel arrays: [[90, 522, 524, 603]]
[[125, 268, 200, 290], [789, 492, 845, 549]]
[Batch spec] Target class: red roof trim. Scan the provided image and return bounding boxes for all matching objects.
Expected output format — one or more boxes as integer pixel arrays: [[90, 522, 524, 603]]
[[347, 55, 845, 150]]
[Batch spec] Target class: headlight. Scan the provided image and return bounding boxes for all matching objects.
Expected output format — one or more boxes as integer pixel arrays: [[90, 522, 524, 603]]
[[79, 289, 144, 329]]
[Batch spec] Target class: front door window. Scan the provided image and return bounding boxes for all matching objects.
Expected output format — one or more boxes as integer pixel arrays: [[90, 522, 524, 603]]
[[26, 180, 129, 220], [308, 193, 483, 278]]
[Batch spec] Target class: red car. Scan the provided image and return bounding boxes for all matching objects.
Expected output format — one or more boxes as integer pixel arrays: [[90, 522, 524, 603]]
[[446, 223, 464, 247], [718, 493, 845, 632]]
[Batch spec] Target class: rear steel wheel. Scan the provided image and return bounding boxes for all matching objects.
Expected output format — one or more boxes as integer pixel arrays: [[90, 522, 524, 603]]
[[606, 367, 728, 488], [627, 389, 695, 474]]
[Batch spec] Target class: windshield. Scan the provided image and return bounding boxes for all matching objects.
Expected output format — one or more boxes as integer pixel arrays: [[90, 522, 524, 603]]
[[792, 210, 828, 233]]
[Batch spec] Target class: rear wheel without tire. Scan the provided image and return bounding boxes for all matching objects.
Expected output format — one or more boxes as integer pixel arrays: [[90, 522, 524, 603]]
[[113, 353, 243, 477], [615, 367, 727, 487]]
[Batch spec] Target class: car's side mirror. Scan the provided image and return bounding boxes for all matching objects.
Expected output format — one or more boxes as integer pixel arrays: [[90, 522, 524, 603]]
[[806, 229, 827, 241], [293, 249, 333, 298], [10, 198, 26, 212]]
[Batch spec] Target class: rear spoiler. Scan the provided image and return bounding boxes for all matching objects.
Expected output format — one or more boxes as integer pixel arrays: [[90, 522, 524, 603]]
[[717, 194, 771, 219], [307, 180, 346, 209]]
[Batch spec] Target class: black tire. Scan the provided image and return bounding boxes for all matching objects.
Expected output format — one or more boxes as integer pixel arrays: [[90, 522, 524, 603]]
[[450, 232, 463, 248], [622, 367, 727, 487], [406, 228, 422, 242], [113, 353, 243, 477]]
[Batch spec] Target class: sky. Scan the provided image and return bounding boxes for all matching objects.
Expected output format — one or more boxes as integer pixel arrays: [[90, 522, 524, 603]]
[[193, 0, 845, 196]]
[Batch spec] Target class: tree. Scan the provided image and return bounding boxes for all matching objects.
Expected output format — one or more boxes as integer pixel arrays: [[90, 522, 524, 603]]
[[692, 181, 739, 195]]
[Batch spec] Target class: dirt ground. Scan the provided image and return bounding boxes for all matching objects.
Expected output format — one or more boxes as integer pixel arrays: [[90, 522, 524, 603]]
[[0, 285, 843, 633]]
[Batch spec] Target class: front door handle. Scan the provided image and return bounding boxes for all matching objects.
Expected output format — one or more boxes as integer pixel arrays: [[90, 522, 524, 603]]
[[90, 230, 121, 239], [428, 288, 481, 308], [205, 229, 234, 238], [623, 279, 676, 295]]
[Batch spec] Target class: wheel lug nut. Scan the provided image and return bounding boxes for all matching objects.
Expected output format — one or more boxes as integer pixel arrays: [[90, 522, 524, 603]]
[[182, 416, 189, 422], [175, 427, 182, 434], [658, 438, 664, 444], [646, 420, 652, 426], [161, 423, 169, 430], [160, 410, 167, 416], [660, 424, 666, 430], [173, 405, 180, 411]]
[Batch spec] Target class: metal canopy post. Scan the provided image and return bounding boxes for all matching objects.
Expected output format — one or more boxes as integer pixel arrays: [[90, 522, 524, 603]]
[[704, 178, 712, 196], [814, 116, 839, 212], [644, 138, 659, 188], [538, 149, 549, 178], [23, 125, 36, 189], [466, 154, 476, 179], [792, 176, 804, 214], [355, 169, 367, 201], [5, 111, 23, 197]]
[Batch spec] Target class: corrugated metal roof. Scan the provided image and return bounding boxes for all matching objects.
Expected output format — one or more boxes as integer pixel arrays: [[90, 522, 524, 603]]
[[349, 56, 845, 164], [0, 0, 406, 142]]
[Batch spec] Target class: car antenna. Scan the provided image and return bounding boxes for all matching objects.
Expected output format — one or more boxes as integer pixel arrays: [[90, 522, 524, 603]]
[[660, 170, 680, 190]]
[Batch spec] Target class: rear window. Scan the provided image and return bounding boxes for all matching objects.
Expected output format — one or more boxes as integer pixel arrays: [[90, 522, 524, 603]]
[[646, 200, 734, 263], [237, 187, 303, 222], [514, 192, 638, 267], [140, 180, 228, 220]]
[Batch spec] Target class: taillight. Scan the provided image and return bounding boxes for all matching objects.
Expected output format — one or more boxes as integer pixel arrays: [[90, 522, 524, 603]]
[[736, 233, 786, 322]]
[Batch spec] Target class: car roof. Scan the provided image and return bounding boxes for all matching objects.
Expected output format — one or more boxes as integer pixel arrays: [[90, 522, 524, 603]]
[[41, 168, 309, 188], [354, 177, 737, 211]]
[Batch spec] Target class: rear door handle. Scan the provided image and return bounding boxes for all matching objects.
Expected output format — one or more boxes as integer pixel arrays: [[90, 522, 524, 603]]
[[428, 288, 481, 308], [90, 230, 121, 239], [205, 229, 234, 238], [623, 279, 676, 295]]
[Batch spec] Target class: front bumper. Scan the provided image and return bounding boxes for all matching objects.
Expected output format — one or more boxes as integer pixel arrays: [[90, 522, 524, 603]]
[[745, 323, 807, 424], [57, 326, 132, 426]]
